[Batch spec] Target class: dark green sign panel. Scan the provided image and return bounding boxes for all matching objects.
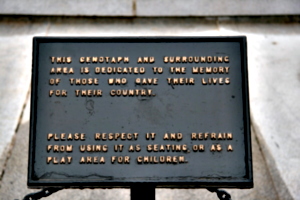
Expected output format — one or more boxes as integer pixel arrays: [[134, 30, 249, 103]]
[[28, 37, 253, 188]]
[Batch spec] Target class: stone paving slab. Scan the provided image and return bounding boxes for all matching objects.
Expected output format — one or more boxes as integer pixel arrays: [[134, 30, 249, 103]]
[[0, 17, 49, 175], [0, 17, 50, 36], [1, 0, 300, 17], [0, 36, 35, 174], [218, 20, 300, 200], [0, 0, 133, 16], [136, 0, 300, 16], [45, 17, 219, 36]]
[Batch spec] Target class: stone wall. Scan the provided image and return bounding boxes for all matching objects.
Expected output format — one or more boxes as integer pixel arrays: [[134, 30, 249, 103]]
[[0, 0, 299, 16]]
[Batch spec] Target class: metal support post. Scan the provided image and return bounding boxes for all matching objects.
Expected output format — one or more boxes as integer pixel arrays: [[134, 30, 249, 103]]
[[131, 184, 156, 200]]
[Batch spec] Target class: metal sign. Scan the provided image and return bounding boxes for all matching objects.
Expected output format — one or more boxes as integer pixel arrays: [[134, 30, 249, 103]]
[[28, 37, 253, 188]]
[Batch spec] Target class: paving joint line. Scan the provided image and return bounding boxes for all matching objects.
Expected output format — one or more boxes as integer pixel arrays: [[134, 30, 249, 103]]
[[132, 0, 137, 17], [216, 17, 220, 32]]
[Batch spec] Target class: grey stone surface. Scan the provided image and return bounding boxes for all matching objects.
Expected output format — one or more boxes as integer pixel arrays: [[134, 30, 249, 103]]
[[0, 0, 133, 16], [0, 17, 49, 36], [0, 17, 48, 175], [218, 20, 300, 200], [0, 97, 278, 200], [1, 0, 300, 17], [0, 16, 299, 200], [136, 0, 300, 16], [0, 38, 32, 175], [45, 17, 219, 36]]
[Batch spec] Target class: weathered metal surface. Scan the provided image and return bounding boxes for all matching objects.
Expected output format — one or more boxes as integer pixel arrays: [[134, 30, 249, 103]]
[[28, 37, 252, 188]]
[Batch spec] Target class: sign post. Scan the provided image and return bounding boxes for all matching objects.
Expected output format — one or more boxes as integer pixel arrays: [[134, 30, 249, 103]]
[[27, 37, 252, 198]]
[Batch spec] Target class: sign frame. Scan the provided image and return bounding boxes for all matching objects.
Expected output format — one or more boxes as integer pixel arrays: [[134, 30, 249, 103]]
[[28, 36, 253, 189]]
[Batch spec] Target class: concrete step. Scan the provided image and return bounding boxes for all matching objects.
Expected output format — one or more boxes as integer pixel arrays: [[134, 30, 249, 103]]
[[0, 16, 299, 200]]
